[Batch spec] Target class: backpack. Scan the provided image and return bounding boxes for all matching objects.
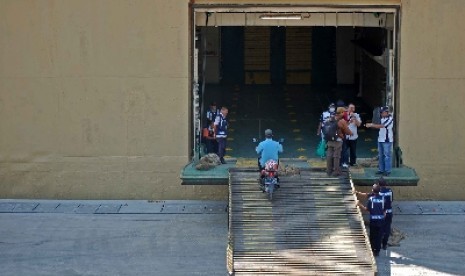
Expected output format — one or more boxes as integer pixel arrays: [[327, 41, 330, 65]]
[[322, 118, 339, 141]]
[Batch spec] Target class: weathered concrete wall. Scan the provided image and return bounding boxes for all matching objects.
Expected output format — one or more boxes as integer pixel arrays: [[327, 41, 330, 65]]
[[0, 0, 227, 199], [395, 0, 465, 200]]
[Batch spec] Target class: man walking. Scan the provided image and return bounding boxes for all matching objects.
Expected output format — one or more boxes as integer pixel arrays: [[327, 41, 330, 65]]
[[214, 107, 229, 164], [378, 177, 394, 250], [354, 177, 393, 250], [356, 184, 386, 257], [366, 106, 394, 176]]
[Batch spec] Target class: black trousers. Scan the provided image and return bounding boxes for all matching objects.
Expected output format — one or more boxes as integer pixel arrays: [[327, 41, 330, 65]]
[[370, 220, 385, 253], [205, 139, 218, 154], [341, 139, 348, 165], [346, 139, 358, 165], [217, 137, 227, 160], [382, 213, 393, 247]]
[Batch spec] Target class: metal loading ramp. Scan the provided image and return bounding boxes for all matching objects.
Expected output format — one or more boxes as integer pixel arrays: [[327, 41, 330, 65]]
[[227, 168, 377, 275]]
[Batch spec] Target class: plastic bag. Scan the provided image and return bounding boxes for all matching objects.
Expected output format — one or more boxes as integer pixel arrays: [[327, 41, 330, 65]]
[[316, 140, 326, 158]]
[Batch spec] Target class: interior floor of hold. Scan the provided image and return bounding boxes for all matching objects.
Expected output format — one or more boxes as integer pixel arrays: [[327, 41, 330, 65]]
[[202, 84, 378, 160]]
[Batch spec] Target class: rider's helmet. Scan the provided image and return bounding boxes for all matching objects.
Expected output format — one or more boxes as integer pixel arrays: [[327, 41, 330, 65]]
[[264, 129, 273, 138]]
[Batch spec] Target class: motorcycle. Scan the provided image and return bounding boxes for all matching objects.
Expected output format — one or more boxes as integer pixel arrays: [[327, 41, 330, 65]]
[[253, 138, 284, 200]]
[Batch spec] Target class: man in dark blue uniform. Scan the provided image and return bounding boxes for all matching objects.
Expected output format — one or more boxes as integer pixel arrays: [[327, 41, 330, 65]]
[[206, 102, 219, 127], [378, 177, 394, 250], [214, 107, 229, 164], [355, 177, 393, 251], [356, 183, 386, 256]]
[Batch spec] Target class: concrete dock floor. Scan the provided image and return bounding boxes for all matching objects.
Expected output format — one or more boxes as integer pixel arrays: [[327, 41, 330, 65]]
[[0, 200, 464, 276]]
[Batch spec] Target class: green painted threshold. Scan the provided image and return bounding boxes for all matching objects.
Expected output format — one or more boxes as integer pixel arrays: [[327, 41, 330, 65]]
[[181, 160, 419, 186], [351, 166, 419, 186], [180, 158, 311, 185]]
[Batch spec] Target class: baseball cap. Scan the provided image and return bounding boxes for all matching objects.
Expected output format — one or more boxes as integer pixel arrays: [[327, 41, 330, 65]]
[[380, 106, 389, 113], [264, 129, 273, 136]]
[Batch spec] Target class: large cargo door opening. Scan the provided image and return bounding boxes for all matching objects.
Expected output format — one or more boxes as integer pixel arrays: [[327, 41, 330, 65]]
[[182, 4, 417, 186], [193, 9, 398, 160]]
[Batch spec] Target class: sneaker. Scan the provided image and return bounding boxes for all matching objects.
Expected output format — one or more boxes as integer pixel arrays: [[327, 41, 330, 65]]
[[375, 171, 384, 175], [342, 163, 349, 168], [382, 244, 387, 250], [373, 251, 380, 257], [350, 163, 358, 167]]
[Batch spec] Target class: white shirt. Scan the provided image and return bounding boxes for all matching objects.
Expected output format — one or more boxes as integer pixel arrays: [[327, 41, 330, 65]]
[[214, 114, 228, 138], [320, 111, 332, 126], [346, 113, 361, 140], [378, 115, 394, 143]]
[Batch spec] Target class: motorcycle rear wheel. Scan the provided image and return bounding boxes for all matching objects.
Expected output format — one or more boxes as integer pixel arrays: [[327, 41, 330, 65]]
[[267, 184, 274, 200]]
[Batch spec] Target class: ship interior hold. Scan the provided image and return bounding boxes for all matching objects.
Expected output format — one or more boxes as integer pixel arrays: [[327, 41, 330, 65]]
[[199, 25, 390, 160], [183, 9, 418, 186]]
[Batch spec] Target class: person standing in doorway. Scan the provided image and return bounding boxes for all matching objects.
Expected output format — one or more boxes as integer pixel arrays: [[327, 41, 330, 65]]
[[339, 105, 350, 168], [366, 106, 394, 176], [214, 107, 229, 164], [202, 121, 218, 154], [325, 107, 352, 176], [316, 103, 336, 159], [206, 102, 220, 127], [317, 103, 336, 141], [345, 103, 362, 166]]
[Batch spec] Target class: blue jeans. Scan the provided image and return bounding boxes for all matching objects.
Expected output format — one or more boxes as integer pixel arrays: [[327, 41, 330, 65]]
[[378, 142, 392, 173]]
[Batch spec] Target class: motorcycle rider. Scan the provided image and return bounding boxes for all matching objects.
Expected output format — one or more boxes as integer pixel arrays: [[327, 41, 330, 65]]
[[256, 129, 284, 170]]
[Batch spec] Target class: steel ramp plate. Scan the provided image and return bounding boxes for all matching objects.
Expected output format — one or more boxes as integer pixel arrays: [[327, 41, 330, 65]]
[[227, 169, 376, 275]]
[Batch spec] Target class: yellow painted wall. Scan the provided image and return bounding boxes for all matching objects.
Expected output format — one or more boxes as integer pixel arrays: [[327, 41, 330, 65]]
[[1, 0, 465, 200], [395, 0, 465, 199], [193, 0, 401, 5], [0, 0, 227, 199]]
